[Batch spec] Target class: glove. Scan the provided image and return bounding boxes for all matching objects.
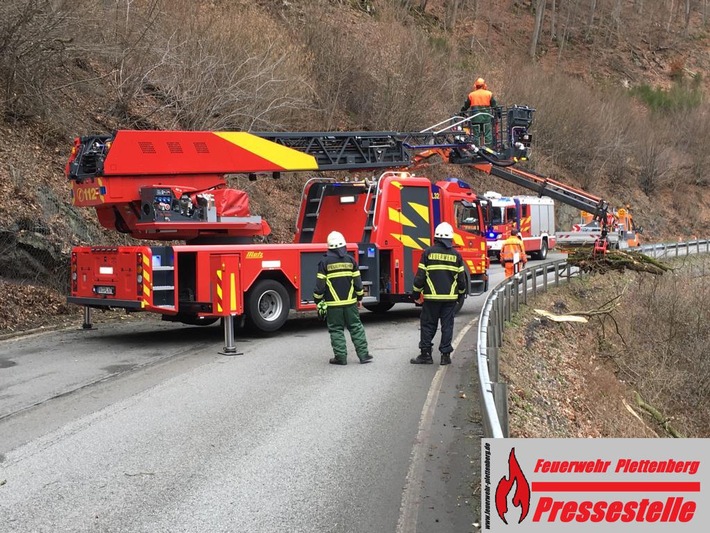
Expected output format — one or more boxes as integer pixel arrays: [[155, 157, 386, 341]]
[[316, 301, 327, 321]]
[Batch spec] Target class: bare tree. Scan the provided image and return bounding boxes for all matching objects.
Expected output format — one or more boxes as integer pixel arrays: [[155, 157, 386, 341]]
[[550, 0, 558, 41], [530, 0, 546, 58]]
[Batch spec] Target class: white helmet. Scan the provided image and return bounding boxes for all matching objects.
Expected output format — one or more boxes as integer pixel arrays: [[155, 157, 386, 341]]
[[434, 222, 454, 240], [327, 231, 346, 249]]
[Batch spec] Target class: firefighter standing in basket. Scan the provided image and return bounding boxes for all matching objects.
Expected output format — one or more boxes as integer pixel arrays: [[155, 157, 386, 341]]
[[314, 231, 374, 366], [410, 222, 466, 366], [500, 229, 527, 278], [460, 77, 498, 146]]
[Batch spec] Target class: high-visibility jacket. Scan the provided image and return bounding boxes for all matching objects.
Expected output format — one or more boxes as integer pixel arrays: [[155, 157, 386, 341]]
[[313, 249, 364, 307], [461, 89, 498, 122], [500, 236, 526, 264], [412, 242, 466, 302]]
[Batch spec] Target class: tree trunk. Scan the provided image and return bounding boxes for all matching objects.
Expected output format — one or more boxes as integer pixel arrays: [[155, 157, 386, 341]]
[[530, 0, 546, 58], [550, 0, 557, 41], [446, 0, 461, 31]]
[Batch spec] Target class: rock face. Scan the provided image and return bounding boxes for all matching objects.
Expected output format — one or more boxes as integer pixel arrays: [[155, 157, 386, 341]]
[[0, 229, 69, 291]]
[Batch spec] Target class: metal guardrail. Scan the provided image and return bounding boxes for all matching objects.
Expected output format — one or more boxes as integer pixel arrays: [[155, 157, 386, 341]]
[[476, 238, 710, 438]]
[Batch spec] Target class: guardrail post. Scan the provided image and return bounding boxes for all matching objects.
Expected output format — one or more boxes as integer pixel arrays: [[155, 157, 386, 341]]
[[492, 382, 509, 437], [555, 262, 560, 286], [513, 277, 520, 312], [489, 346, 499, 382], [496, 296, 504, 341], [503, 283, 512, 322], [532, 268, 538, 299], [686, 242, 690, 256], [697, 241, 701, 254], [543, 265, 548, 292]]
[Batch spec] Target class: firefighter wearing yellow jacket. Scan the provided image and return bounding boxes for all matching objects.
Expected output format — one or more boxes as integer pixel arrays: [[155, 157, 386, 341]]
[[410, 222, 466, 366], [314, 231, 373, 366], [500, 229, 527, 278]]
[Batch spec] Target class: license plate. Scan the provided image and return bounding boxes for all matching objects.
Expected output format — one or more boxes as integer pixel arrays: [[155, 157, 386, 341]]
[[95, 285, 115, 295]]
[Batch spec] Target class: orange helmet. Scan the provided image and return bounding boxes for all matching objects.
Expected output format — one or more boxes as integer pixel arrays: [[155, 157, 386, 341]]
[[474, 78, 486, 89]]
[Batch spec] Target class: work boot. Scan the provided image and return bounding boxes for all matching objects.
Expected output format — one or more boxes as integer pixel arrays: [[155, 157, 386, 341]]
[[359, 355, 374, 364], [329, 357, 347, 366], [440, 353, 452, 366], [410, 350, 433, 365]]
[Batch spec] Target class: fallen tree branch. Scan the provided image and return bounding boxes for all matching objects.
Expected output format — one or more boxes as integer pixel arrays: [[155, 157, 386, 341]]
[[634, 391, 684, 438], [567, 248, 672, 275]]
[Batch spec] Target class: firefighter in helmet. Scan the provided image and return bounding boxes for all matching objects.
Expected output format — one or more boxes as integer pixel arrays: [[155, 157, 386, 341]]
[[314, 231, 373, 365], [459, 77, 498, 146], [410, 222, 466, 366], [500, 229, 527, 278]]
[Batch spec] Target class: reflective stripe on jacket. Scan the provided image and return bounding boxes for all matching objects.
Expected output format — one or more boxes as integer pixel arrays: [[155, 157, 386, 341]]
[[412, 242, 466, 301], [313, 249, 363, 306], [500, 236, 526, 264]]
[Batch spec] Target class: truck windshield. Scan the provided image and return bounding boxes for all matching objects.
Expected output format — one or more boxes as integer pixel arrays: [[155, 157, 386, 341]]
[[456, 202, 481, 233], [490, 207, 504, 225]]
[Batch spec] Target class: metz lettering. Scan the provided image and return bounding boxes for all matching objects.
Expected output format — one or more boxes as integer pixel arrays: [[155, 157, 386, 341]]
[[533, 497, 696, 523]]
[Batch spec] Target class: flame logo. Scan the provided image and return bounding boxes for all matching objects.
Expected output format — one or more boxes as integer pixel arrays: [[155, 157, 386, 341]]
[[495, 447, 531, 524]]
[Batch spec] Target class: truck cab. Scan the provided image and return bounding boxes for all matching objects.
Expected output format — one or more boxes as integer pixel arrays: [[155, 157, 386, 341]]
[[294, 172, 488, 312], [483, 191, 556, 260]]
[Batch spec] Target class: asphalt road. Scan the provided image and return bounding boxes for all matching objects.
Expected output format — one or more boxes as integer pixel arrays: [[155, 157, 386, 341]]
[[0, 256, 562, 533]]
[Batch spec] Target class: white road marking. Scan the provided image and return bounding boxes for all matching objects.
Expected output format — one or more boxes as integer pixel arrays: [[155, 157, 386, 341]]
[[396, 315, 479, 533]]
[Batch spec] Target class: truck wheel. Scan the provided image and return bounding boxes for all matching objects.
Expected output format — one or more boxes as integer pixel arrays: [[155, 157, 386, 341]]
[[534, 240, 548, 260], [363, 302, 395, 313], [245, 279, 290, 333]]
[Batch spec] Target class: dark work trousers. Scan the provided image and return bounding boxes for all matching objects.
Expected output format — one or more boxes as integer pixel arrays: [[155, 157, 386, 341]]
[[326, 304, 369, 362], [419, 300, 457, 355]]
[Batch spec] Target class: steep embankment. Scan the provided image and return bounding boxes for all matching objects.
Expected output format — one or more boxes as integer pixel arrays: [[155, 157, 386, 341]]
[[500, 254, 710, 438]]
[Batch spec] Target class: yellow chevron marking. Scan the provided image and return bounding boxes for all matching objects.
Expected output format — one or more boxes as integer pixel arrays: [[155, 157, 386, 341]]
[[388, 207, 416, 228], [143, 255, 150, 267], [409, 202, 429, 223], [214, 132, 318, 171], [142, 270, 150, 284], [391, 233, 423, 250], [419, 237, 431, 247], [391, 181, 403, 190], [453, 233, 464, 246], [480, 241, 486, 251]]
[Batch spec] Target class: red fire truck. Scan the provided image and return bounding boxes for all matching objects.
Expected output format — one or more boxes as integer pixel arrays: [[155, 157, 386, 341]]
[[66, 124, 532, 336], [482, 191, 556, 260]]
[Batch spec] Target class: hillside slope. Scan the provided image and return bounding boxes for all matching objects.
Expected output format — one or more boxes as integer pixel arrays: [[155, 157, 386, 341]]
[[0, 0, 708, 332]]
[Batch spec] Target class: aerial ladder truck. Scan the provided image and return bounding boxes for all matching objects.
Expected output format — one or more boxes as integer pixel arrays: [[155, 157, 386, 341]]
[[66, 109, 533, 341], [409, 108, 641, 253]]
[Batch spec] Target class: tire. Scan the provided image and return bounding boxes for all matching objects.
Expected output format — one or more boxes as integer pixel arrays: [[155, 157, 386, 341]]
[[245, 279, 290, 333], [363, 302, 395, 313], [534, 239, 548, 260]]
